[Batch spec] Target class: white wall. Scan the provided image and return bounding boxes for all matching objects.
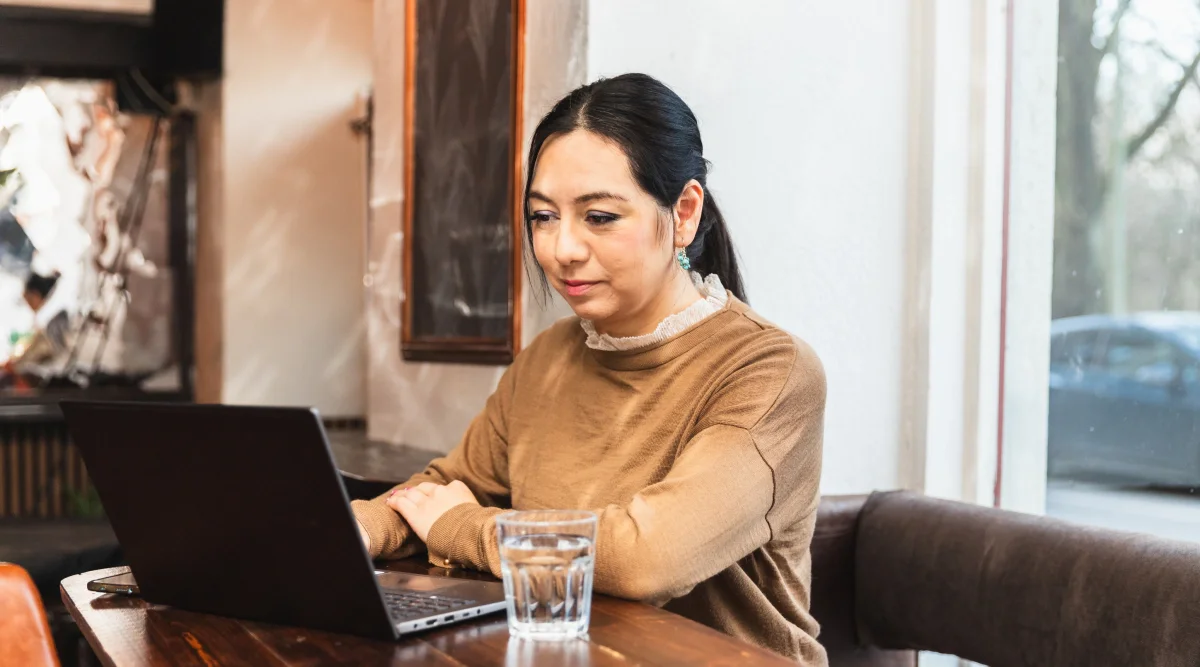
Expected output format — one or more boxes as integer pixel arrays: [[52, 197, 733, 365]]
[[367, 0, 1035, 505], [195, 0, 371, 416], [587, 0, 912, 493]]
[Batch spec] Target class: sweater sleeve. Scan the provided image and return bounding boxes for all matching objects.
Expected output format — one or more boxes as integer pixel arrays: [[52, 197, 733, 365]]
[[351, 369, 514, 559], [424, 340, 826, 604]]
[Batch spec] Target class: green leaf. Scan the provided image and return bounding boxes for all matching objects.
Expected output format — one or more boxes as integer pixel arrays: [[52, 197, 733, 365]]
[[66, 486, 106, 519]]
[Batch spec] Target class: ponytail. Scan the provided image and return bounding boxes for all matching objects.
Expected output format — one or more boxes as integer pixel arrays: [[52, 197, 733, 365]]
[[685, 190, 746, 303]]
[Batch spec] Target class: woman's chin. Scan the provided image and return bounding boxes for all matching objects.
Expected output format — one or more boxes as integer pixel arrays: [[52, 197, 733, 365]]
[[562, 296, 614, 323], [570, 306, 610, 323]]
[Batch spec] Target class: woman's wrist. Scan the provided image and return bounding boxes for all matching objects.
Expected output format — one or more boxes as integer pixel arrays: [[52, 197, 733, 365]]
[[357, 520, 372, 553]]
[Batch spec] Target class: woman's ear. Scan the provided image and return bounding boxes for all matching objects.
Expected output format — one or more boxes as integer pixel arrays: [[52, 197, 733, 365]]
[[673, 180, 704, 249]]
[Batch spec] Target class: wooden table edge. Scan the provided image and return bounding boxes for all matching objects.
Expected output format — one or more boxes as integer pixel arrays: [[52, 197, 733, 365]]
[[61, 568, 129, 667], [61, 565, 797, 666]]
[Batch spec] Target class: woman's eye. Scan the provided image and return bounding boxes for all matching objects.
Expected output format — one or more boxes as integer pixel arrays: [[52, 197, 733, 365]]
[[529, 212, 557, 225], [586, 212, 618, 225]]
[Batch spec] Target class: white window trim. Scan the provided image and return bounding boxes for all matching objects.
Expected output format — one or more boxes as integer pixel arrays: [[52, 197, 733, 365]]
[[996, 0, 1058, 514], [901, 0, 1057, 518]]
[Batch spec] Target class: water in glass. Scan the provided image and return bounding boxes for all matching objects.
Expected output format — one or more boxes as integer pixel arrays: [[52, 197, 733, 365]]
[[496, 510, 597, 640]]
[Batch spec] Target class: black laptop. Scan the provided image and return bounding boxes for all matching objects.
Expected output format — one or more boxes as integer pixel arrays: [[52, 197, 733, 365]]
[[60, 401, 506, 640]]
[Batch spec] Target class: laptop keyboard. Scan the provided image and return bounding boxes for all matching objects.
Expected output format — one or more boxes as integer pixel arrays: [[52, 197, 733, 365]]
[[382, 590, 476, 621]]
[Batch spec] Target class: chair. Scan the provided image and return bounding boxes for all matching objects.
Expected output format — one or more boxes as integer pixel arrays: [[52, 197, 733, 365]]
[[0, 562, 59, 667], [812, 492, 1200, 667]]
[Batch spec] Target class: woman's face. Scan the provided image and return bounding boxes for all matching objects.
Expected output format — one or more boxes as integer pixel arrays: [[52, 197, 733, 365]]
[[528, 130, 695, 335]]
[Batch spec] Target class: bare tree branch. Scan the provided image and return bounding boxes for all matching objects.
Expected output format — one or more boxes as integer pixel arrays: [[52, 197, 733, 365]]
[[1150, 42, 1200, 88], [1100, 0, 1135, 58], [1153, 41, 1183, 64], [1126, 45, 1200, 160]]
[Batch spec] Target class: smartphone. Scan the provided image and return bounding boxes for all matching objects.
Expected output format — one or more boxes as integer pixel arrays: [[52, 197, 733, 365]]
[[87, 572, 140, 596]]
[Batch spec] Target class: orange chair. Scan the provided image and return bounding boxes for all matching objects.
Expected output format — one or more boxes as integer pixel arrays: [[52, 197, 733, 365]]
[[0, 563, 59, 667]]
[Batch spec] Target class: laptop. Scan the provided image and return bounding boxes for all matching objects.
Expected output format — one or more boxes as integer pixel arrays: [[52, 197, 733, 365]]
[[60, 400, 507, 640]]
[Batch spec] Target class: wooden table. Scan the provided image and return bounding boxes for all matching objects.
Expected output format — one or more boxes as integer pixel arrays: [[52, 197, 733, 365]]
[[326, 433, 441, 487], [62, 557, 793, 666], [326, 433, 445, 502]]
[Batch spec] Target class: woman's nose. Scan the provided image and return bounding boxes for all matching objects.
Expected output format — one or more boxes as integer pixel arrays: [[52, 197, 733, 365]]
[[554, 219, 589, 266]]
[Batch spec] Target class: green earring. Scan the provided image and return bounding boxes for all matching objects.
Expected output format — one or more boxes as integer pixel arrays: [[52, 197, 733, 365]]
[[676, 249, 691, 271]]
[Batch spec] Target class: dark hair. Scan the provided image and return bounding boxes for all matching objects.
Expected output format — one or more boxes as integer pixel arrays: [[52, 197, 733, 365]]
[[23, 271, 60, 299], [524, 73, 747, 302]]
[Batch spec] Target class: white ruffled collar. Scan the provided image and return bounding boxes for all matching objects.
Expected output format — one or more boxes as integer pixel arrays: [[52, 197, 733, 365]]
[[581, 273, 728, 351]]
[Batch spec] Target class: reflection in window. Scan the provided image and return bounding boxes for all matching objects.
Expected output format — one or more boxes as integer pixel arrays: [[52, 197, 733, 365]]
[[1183, 364, 1200, 385], [1098, 333, 1173, 378], [0, 79, 178, 396], [1177, 327, 1200, 352], [1050, 329, 1102, 372], [1049, 0, 1200, 542]]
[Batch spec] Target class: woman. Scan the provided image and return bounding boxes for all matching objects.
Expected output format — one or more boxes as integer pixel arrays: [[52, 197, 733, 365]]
[[3, 271, 69, 388], [352, 73, 826, 664]]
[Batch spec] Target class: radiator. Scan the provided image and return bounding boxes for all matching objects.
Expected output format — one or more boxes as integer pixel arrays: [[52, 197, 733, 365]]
[[0, 421, 89, 519]]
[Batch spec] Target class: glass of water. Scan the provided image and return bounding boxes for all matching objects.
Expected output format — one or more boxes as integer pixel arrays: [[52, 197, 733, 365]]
[[496, 509, 598, 640]]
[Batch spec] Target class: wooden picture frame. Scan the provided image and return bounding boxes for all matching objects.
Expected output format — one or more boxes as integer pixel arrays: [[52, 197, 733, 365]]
[[400, 0, 525, 365]]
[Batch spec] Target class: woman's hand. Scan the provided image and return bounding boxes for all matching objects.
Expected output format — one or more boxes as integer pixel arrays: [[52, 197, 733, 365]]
[[387, 480, 480, 543]]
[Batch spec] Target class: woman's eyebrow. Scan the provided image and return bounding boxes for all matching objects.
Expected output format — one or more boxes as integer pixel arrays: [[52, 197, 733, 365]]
[[528, 190, 629, 206], [528, 190, 555, 205], [573, 191, 628, 205]]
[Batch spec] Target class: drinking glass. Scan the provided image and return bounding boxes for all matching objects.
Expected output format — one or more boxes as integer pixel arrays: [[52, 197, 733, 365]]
[[496, 509, 598, 640]]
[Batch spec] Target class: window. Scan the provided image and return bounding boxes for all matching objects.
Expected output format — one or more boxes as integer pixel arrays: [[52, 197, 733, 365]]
[[1177, 327, 1200, 352], [1050, 330, 1102, 369], [1047, 0, 1200, 541], [1094, 332, 1176, 383], [1182, 362, 1200, 386]]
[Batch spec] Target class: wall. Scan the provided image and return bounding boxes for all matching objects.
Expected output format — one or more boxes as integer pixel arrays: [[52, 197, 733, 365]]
[[587, 0, 912, 493], [365, 0, 583, 449], [0, 0, 372, 416], [367, 0, 1036, 506], [194, 0, 371, 416]]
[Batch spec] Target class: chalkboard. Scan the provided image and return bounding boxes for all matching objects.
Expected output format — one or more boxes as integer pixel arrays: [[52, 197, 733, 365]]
[[401, 0, 523, 364]]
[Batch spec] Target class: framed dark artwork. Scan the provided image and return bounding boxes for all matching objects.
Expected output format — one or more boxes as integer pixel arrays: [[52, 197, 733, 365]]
[[401, 0, 525, 365]]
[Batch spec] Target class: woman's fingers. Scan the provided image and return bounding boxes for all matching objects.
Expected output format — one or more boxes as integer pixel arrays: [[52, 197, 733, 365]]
[[389, 490, 417, 511], [387, 488, 419, 511], [402, 487, 429, 504], [389, 493, 433, 541]]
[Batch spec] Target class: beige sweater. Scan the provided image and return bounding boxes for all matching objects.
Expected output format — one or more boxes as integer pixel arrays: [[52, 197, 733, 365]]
[[352, 296, 827, 664]]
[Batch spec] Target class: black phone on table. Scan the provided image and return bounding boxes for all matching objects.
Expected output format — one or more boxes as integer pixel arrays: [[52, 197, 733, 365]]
[[87, 572, 139, 595]]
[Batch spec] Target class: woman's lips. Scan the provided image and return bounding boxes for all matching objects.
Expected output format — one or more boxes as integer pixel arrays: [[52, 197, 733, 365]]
[[563, 280, 597, 297]]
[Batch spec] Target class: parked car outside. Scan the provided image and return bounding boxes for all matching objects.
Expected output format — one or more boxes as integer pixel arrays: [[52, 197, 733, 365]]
[[1049, 312, 1200, 487]]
